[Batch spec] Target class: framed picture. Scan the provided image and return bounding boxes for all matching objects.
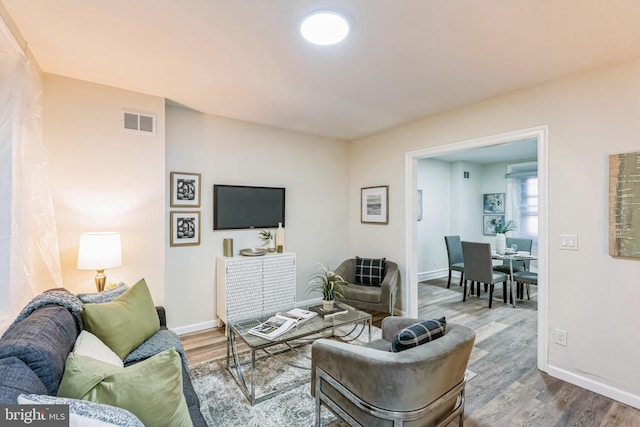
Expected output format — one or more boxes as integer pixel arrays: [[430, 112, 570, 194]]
[[361, 185, 389, 224], [170, 211, 201, 246], [483, 193, 505, 214], [170, 172, 201, 207], [483, 214, 505, 235]]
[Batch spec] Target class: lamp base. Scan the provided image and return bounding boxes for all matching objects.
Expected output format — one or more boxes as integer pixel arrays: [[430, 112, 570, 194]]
[[95, 270, 106, 292]]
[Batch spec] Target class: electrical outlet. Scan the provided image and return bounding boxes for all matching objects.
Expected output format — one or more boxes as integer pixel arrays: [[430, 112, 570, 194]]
[[555, 329, 568, 347]]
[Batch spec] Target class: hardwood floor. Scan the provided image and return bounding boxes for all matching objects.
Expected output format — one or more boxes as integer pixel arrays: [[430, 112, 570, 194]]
[[181, 278, 640, 426]]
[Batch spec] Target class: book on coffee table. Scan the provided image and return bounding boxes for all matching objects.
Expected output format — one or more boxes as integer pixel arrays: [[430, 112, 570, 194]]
[[278, 308, 318, 324], [308, 303, 349, 319], [248, 315, 297, 340]]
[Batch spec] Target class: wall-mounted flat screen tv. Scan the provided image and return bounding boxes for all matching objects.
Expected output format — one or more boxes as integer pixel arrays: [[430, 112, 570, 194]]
[[213, 184, 285, 230]]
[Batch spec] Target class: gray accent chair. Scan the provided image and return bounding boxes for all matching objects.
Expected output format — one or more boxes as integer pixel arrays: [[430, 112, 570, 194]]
[[334, 259, 399, 315], [311, 317, 475, 426], [493, 237, 533, 274], [444, 236, 465, 288], [461, 241, 509, 308]]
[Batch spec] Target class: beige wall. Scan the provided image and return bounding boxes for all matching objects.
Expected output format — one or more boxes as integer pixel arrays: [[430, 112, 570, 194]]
[[43, 74, 166, 303], [165, 106, 350, 330], [349, 58, 640, 405]]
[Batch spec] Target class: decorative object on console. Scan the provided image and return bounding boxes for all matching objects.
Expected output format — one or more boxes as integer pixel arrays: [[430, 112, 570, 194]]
[[170, 211, 200, 247], [170, 171, 201, 208], [77, 232, 122, 292], [307, 264, 347, 311], [223, 238, 233, 257], [239, 248, 267, 257], [361, 185, 389, 224], [259, 230, 275, 252], [275, 222, 285, 252]]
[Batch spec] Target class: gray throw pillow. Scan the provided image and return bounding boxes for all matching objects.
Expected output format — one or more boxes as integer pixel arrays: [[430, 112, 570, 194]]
[[391, 317, 446, 352]]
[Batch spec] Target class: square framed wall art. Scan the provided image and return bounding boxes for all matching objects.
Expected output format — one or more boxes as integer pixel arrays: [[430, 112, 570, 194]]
[[170, 172, 201, 207], [361, 185, 389, 224], [170, 211, 201, 247], [483, 214, 505, 236], [483, 193, 505, 214]]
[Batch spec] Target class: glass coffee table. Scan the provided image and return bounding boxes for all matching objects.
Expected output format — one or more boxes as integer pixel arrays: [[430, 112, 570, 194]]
[[226, 304, 372, 405]]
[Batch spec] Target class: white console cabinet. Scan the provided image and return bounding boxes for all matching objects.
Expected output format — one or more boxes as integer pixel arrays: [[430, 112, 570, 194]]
[[216, 252, 296, 325]]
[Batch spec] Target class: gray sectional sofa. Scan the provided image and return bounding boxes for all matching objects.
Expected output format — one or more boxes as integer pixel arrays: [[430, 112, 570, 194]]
[[0, 288, 207, 427]]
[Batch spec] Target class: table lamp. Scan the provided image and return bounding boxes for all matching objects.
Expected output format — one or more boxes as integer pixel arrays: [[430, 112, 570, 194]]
[[77, 232, 122, 292]]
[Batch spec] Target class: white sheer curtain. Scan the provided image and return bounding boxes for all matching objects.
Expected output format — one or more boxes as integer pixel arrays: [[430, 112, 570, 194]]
[[506, 161, 538, 247], [0, 18, 62, 333]]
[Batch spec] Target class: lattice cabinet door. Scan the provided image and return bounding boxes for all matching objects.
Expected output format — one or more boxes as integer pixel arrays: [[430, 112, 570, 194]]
[[217, 257, 263, 324], [262, 254, 296, 315]]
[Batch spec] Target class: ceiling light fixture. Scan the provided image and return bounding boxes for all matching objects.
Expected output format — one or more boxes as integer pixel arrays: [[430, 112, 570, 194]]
[[300, 11, 350, 46]]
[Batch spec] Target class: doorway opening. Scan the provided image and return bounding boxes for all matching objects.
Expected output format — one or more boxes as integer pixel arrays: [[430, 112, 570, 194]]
[[404, 125, 548, 372]]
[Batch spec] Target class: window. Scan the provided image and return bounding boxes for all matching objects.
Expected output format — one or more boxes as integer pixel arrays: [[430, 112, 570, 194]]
[[506, 162, 538, 245]]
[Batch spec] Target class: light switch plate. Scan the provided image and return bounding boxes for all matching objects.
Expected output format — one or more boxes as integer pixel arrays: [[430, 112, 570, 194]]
[[559, 234, 578, 250]]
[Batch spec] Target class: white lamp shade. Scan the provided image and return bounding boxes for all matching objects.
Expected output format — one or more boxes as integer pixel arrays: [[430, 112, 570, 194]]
[[77, 232, 122, 270]]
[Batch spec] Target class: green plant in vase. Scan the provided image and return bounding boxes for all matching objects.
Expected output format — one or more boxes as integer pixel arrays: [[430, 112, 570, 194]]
[[307, 263, 347, 311], [259, 230, 275, 252], [494, 220, 516, 234]]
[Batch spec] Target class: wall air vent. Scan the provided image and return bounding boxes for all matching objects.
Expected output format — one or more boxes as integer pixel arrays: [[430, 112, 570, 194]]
[[122, 111, 156, 135]]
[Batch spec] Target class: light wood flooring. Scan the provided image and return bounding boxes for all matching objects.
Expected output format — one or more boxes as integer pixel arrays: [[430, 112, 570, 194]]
[[181, 278, 640, 426]]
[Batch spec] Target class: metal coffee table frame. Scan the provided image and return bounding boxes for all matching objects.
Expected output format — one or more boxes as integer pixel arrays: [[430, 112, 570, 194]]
[[226, 306, 372, 405]]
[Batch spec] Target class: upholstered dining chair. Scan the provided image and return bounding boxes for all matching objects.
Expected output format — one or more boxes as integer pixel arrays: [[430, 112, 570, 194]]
[[311, 317, 476, 427], [444, 235, 465, 288], [512, 270, 537, 300], [493, 237, 533, 274], [461, 241, 509, 308], [334, 258, 399, 315]]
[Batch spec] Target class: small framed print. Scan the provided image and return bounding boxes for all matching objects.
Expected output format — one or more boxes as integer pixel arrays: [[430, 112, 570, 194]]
[[170, 172, 201, 207], [361, 185, 389, 224], [170, 211, 200, 246], [483, 214, 505, 236], [483, 193, 505, 214]]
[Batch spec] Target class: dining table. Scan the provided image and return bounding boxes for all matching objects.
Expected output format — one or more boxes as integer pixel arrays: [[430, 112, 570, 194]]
[[491, 251, 537, 307]]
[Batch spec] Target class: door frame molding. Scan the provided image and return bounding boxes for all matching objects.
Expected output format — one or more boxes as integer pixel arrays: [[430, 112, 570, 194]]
[[404, 125, 549, 372]]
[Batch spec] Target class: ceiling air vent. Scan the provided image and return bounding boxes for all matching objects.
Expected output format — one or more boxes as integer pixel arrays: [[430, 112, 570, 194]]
[[122, 111, 156, 135]]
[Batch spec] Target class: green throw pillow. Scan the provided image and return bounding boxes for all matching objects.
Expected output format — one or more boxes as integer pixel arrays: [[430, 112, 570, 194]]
[[57, 348, 192, 427], [82, 278, 160, 359]]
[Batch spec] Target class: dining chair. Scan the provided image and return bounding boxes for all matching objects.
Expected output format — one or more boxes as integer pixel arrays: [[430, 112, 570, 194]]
[[493, 237, 533, 274], [461, 241, 509, 308], [512, 270, 537, 300], [444, 236, 465, 288]]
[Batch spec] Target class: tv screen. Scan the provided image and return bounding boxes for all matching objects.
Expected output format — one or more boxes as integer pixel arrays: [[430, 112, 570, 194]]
[[213, 185, 285, 230]]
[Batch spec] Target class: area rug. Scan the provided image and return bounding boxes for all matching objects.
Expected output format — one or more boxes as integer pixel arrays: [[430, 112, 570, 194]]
[[189, 325, 381, 427]]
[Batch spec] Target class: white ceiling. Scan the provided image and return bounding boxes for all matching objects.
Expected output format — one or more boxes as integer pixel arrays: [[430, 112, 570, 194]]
[[4, 0, 640, 140]]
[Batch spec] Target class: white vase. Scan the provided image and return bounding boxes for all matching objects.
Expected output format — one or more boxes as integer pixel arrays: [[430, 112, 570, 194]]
[[267, 238, 276, 252], [275, 222, 285, 252], [496, 233, 507, 255], [322, 299, 335, 311]]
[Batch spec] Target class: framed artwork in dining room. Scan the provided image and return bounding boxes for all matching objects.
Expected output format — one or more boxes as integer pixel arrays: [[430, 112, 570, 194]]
[[483, 193, 505, 214], [361, 185, 389, 224], [483, 214, 505, 236], [170, 211, 201, 246], [170, 171, 201, 207]]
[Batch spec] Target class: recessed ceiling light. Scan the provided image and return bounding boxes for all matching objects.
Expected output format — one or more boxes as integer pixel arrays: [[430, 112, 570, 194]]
[[300, 11, 350, 46]]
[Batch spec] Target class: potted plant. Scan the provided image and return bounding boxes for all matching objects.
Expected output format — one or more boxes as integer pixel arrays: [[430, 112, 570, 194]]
[[307, 263, 347, 311], [493, 219, 516, 255], [259, 230, 275, 252]]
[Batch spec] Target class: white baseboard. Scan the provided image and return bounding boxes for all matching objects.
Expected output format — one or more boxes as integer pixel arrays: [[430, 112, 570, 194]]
[[546, 364, 640, 410], [171, 319, 220, 336], [417, 268, 448, 282]]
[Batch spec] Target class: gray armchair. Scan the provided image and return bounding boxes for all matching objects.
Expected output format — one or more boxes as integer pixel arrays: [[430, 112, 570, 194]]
[[334, 258, 399, 315], [311, 317, 475, 426]]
